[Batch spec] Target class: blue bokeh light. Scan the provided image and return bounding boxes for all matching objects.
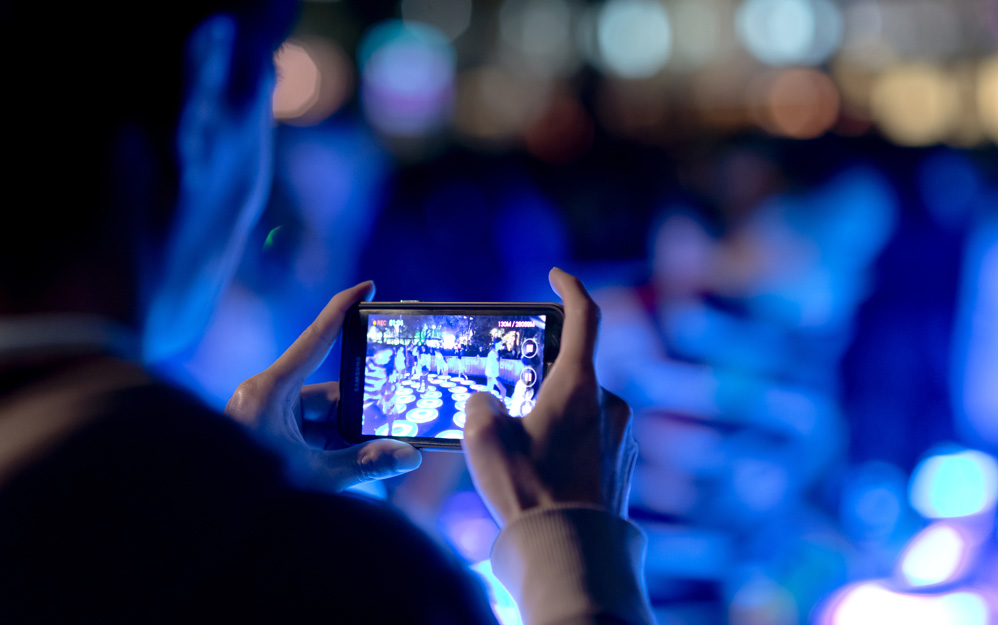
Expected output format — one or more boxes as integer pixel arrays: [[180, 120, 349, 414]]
[[839, 461, 907, 541]]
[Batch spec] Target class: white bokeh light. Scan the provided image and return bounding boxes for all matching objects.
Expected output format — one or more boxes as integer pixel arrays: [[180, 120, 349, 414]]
[[829, 583, 990, 625], [736, 0, 842, 66], [595, 0, 672, 78], [899, 524, 966, 587]]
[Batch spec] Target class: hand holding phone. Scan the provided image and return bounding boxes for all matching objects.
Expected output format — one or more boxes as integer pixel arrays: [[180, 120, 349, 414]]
[[462, 268, 637, 526], [225, 281, 422, 492]]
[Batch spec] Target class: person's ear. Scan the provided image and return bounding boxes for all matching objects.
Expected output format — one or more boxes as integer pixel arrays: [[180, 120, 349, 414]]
[[176, 14, 237, 173]]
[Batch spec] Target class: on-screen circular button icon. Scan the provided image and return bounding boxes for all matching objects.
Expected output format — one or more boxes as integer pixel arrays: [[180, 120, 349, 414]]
[[521, 339, 539, 359], [520, 366, 537, 387]]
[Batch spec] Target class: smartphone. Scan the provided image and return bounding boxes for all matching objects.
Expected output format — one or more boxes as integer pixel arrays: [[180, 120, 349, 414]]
[[338, 302, 564, 450]]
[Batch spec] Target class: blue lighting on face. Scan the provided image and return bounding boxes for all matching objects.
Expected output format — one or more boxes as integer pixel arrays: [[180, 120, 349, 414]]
[[909, 448, 998, 518]]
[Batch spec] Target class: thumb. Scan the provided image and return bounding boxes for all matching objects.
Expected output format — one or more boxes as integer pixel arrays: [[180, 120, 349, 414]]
[[463, 392, 513, 452], [313, 439, 422, 491], [463, 392, 526, 526]]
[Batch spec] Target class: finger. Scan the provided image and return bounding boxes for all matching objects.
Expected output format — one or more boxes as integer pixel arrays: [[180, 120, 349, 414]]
[[463, 392, 524, 526], [269, 281, 375, 389], [464, 392, 511, 438], [548, 267, 600, 367], [316, 439, 422, 491]]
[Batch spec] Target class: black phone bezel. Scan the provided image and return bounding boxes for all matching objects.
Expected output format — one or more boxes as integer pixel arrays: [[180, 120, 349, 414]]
[[338, 302, 564, 450]]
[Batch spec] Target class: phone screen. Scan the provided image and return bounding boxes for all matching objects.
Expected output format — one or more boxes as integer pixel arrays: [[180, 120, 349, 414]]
[[361, 313, 547, 440]]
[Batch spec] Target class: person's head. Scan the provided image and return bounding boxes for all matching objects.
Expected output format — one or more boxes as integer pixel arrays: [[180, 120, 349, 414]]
[[1, 0, 297, 362]]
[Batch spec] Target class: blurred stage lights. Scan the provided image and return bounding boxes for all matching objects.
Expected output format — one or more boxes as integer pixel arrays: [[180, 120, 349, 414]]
[[358, 21, 456, 138], [736, 0, 842, 67], [909, 448, 998, 519], [898, 524, 967, 588], [822, 583, 991, 625], [871, 64, 960, 146], [592, 0, 673, 79], [272, 39, 352, 126], [282, 1, 995, 150]]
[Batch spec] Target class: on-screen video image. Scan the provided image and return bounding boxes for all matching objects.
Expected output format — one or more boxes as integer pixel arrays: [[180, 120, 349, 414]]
[[361, 313, 546, 438]]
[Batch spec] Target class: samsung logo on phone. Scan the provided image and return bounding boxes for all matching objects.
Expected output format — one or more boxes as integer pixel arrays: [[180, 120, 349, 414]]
[[353, 357, 362, 391]]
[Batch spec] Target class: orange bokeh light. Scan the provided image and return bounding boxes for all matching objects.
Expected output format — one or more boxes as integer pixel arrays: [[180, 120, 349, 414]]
[[755, 68, 840, 139]]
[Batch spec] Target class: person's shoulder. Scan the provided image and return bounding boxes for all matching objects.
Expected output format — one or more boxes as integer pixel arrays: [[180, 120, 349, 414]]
[[262, 490, 496, 624], [19, 374, 291, 507]]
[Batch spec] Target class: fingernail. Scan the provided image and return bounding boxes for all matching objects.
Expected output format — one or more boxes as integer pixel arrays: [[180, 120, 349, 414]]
[[392, 446, 421, 472]]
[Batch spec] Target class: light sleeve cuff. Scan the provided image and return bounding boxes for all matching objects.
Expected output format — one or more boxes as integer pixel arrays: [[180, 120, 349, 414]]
[[491, 505, 655, 625]]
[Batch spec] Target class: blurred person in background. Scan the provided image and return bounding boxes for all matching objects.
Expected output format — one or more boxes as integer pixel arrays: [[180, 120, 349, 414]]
[[0, 1, 653, 624], [595, 154, 897, 624]]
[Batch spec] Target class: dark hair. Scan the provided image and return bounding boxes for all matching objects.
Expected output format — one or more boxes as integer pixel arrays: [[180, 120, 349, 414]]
[[0, 0, 297, 311]]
